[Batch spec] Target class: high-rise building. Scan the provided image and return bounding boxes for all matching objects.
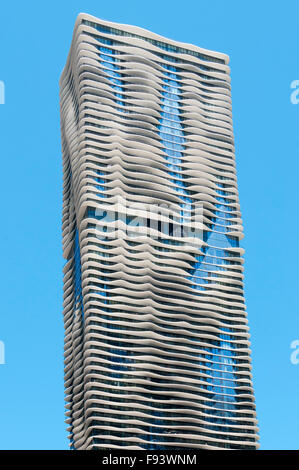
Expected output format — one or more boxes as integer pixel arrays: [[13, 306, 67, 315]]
[[60, 13, 258, 450]]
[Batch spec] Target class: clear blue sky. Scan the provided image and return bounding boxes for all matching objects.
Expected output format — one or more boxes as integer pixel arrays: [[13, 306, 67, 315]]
[[0, 0, 298, 450]]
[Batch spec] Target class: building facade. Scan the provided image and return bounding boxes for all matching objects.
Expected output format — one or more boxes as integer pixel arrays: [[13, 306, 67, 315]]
[[60, 13, 259, 450]]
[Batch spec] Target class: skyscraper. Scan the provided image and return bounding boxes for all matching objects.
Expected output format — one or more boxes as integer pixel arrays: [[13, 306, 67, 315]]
[[60, 13, 258, 450]]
